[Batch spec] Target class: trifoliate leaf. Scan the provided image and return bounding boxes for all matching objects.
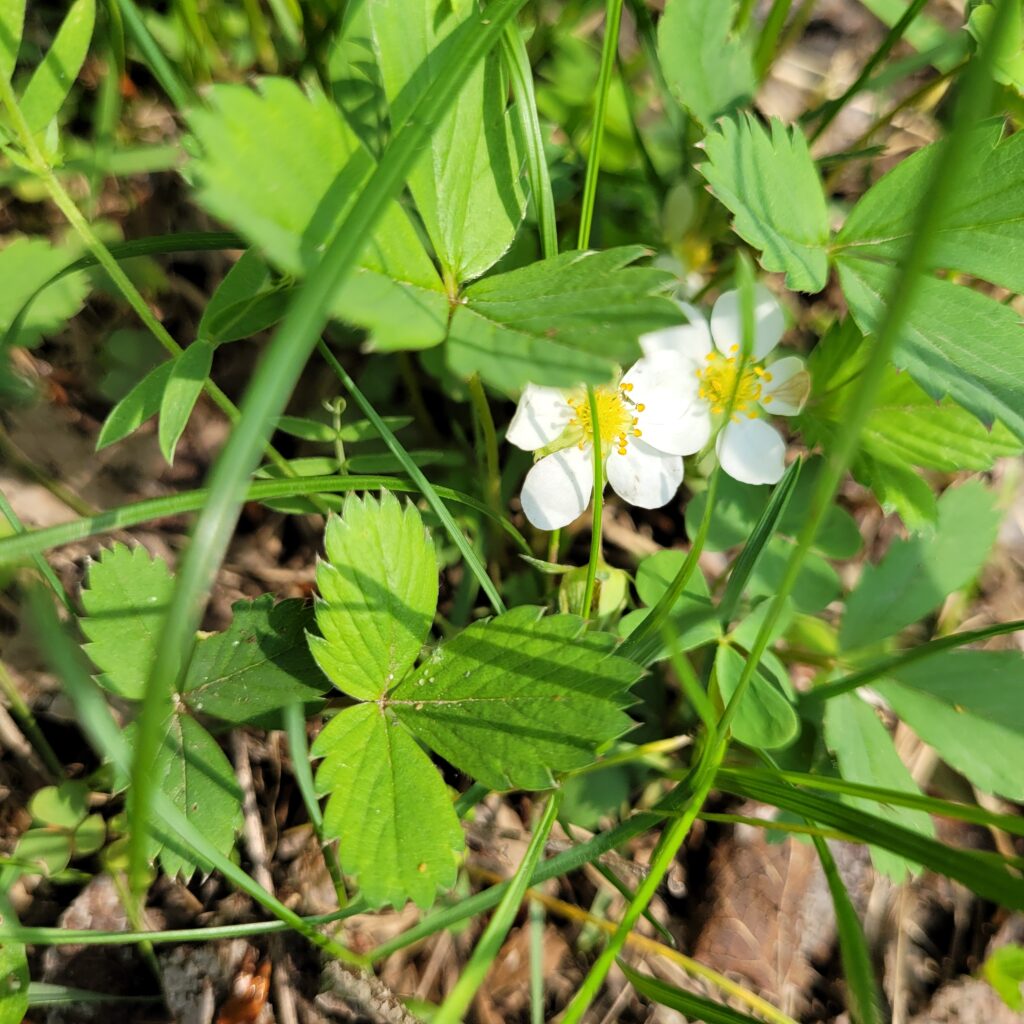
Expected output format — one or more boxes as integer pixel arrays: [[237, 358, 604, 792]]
[[879, 651, 1024, 800], [153, 714, 241, 879], [714, 644, 798, 750], [184, 596, 328, 726], [390, 607, 640, 791], [700, 115, 830, 293], [824, 692, 934, 881], [79, 544, 174, 700], [189, 77, 448, 350], [368, 0, 526, 284], [657, 0, 754, 128], [312, 703, 461, 908], [311, 493, 438, 701], [446, 247, 680, 392], [840, 481, 1001, 651]]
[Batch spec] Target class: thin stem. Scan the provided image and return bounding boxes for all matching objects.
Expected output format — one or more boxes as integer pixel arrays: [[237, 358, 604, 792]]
[[0, 659, 64, 780], [502, 24, 558, 259], [807, 0, 930, 142], [577, 0, 625, 249], [467, 373, 505, 573], [110, 0, 193, 110], [581, 386, 604, 620], [754, 0, 794, 81], [0, 488, 71, 611], [0, 430, 96, 519]]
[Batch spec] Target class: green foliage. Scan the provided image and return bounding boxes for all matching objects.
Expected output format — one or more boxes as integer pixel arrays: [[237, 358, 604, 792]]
[[701, 115, 830, 292], [158, 341, 213, 463], [840, 482, 1001, 651], [80, 544, 174, 700], [197, 250, 293, 345], [969, 1, 1024, 92], [18, 0, 95, 134], [656, 0, 754, 129], [188, 77, 449, 350], [982, 944, 1024, 1011], [823, 693, 934, 880], [392, 606, 639, 790], [0, 940, 28, 1024], [620, 961, 761, 1023], [715, 644, 797, 750], [96, 361, 173, 451], [879, 651, 1024, 799], [0, 0, 24, 86], [311, 492, 438, 702], [835, 126, 1024, 441], [185, 597, 327, 726], [310, 493, 640, 906], [11, 781, 105, 877], [367, 0, 525, 284], [0, 237, 88, 348], [446, 247, 679, 392]]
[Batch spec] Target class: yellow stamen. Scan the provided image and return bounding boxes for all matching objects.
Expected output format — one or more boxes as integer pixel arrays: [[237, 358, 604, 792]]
[[696, 350, 764, 416]]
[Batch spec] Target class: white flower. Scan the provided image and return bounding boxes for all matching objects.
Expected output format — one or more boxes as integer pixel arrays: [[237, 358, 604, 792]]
[[506, 353, 701, 531], [640, 285, 810, 486]]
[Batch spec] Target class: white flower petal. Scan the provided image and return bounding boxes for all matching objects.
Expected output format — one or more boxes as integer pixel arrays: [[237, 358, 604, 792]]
[[709, 285, 786, 360], [619, 352, 708, 455], [760, 355, 810, 416], [639, 301, 713, 360], [606, 439, 683, 509], [506, 384, 572, 451], [520, 446, 594, 530], [716, 418, 786, 485], [641, 402, 713, 456]]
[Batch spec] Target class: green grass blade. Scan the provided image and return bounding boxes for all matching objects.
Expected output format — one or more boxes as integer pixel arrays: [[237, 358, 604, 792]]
[[109, 0, 192, 110], [0, 475, 529, 565], [126, 0, 530, 894], [620, 962, 765, 1024], [434, 793, 560, 1024], [810, 834, 881, 1024], [317, 341, 506, 614]]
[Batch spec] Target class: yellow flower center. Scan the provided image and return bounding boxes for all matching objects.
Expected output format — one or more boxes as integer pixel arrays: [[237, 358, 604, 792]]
[[696, 346, 772, 419], [567, 383, 644, 456]]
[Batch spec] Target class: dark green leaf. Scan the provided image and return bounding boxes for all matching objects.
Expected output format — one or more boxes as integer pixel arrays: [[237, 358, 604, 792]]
[[715, 644, 798, 750], [158, 341, 214, 464], [656, 0, 754, 129], [312, 703, 462, 908], [311, 492, 438, 702], [620, 962, 762, 1023], [79, 544, 173, 700], [184, 597, 328, 727], [701, 115, 830, 292], [446, 247, 679, 392], [18, 0, 95, 133], [840, 481, 1001, 650], [391, 607, 640, 790]]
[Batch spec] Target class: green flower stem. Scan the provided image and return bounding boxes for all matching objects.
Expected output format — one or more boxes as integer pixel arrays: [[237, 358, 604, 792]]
[[467, 372, 505, 572], [434, 792, 561, 1024], [0, 74, 292, 477], [581, 386, 604, 620], [577, 0, 625, 248]]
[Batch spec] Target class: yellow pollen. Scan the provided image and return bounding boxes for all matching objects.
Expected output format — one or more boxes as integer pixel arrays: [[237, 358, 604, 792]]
[[696, 350, 763, 415], [566, 383, 642, 450]]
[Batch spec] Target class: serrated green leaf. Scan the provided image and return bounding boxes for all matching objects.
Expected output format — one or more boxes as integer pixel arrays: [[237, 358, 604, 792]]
[[0, 940, 28, 1024], [824, 693, 934, 881], [79, 544, 174, 700], [878, 650, 1024, 800], [700, 115, 830, 292], [447, 247, 680, 392], [184, 596, 328, 726], [158, 341, 213, 464], [368, 0, 525, 283], [0, 0, 25, 86], [840, 482, 1001, 650], [836, 254, 1024, 442], [391, 607, 640, 790], [312, 703, 461, 908], [197, 250, 292, 345], [982, 944, 1024, 1011], [836, 124, 1024, 294], [715, 644, 798, 750], [94, 360, 169, 450], [154, 714, 241, 879], [18, 0, 94, 133], [189, 77, 448, 351], [851, 452, 937, 528], [656, 0, 754, 129], [0, 237, 88, 349], [311, 492, 438, 701]]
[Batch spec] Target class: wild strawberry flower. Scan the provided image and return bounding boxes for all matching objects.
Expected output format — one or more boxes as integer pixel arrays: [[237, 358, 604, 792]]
[[640, 285, 810, 486], [506, 353, 703, 530]]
